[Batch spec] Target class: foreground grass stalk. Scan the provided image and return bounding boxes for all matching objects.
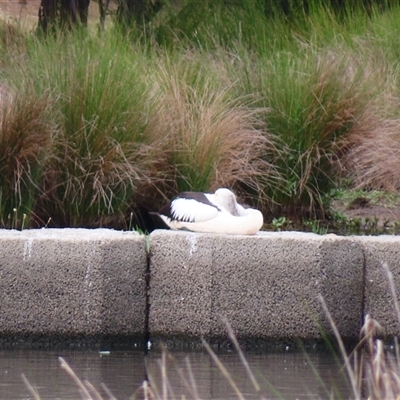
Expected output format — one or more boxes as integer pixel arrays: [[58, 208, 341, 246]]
[[161, 352, 167, 400], [59, 356, 94, 400], [223, 317, 263, 395], [383, 262, 400, 333], [21, 373, 41, 400], [100, 383, 117, 400], [201, 338, 246, 400], [183, 356, 200, 399], [84, 380, 104, 400], [318, 295, 362, 399]]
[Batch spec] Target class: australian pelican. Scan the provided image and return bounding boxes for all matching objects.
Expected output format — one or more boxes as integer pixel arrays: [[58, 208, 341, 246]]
[[152, 188, 263, 235]]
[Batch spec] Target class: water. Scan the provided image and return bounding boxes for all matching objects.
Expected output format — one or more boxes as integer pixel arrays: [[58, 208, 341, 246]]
[[0, 349, 352, 399]]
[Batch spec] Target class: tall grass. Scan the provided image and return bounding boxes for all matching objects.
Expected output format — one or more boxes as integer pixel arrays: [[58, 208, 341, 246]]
[[22, 34, 159, 227], [1, 2, 400, 227], [148, 53, 280, 200], [1, 29, 280, 228], [219, 44, 389, 217], [341, 119, 400, 192], [140, 0, 271, 52], [0, 87, 53, 227]]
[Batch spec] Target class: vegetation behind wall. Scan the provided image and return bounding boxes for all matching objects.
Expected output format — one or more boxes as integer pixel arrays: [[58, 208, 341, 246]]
[[1, 0, 400, 229]]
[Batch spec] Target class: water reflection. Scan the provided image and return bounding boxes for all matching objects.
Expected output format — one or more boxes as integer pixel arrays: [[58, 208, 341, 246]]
[[146, 351, 352, 400], [0, 349, 352, 399], [0, 350, 145, 399]]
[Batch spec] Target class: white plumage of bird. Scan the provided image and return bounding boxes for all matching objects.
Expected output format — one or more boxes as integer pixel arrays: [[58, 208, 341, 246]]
[[151, 188, 263, 235]]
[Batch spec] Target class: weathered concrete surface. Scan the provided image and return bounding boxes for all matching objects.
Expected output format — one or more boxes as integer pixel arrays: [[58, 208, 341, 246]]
[[0, 229, 147, 347], [149, 231, 365, 346], [3, 228, 400, 348], [149, 232, 215, 340], [354, 236, 400, 337]]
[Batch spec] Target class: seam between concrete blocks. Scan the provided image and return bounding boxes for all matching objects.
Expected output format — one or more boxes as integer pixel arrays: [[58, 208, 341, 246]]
[[144, 234, 151, 354], [210, 241, 215, 343], [141, 233, 371, 347], [360, 243, 367, 332]]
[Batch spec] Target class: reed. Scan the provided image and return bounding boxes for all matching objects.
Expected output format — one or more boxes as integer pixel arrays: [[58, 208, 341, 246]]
[[320, 262, 400, 400]]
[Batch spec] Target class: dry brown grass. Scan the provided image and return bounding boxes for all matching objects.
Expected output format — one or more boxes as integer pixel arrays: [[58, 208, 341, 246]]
[[35, 123, 160, 228], [340, 118, 400, 192], [147, 56, 282, 211], [332, 44, 400, 193], [0, 87, 53, 226]]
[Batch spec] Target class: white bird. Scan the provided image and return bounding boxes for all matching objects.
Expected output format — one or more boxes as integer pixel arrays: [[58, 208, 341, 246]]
[[151, 188, 263, 235]]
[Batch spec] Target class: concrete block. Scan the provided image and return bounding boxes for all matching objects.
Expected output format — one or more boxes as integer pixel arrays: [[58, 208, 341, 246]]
[[0, 229, 147, 346], [354, 236, 400, 336], [149, 231, 215, 340], [211, 232, 364, 341], [149, 231, 365, 346]]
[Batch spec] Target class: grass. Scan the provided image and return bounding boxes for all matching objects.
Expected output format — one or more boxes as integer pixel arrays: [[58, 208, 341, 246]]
[[332, 189, 400, 208], [0, 87, 53, 227], [23, 34, 158, 227], [150, 53, 280, 199], [1, 2, 400, 229], [340, 119, 400, 192], [235, 47, 381, 218]]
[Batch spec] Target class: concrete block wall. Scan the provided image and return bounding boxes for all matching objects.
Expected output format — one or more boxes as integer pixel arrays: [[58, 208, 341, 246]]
[[0, 228, 400, 348], [149, 231, 365, 346], [355, 236, 400, 337], [0, 229, 147, 347]]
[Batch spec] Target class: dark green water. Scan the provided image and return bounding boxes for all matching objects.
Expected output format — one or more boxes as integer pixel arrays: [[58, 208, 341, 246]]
[[0, 349, 352, 399]]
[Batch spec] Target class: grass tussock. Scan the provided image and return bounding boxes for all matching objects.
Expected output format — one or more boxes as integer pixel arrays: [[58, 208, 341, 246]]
[[226, 45, 387, 218], [150, 56, 280, 207], [0, 87, 53, 227], [341, 119, 400, 192], [0, 20, 28, 67], [18, 35, 164, 228]]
